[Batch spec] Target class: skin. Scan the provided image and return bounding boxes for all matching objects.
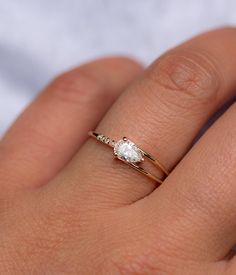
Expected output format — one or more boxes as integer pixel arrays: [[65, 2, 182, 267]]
[[0, 27, 236, 274]]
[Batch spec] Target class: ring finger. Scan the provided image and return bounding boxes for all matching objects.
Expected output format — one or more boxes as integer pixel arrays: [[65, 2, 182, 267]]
[[52, 27, 236, 206]]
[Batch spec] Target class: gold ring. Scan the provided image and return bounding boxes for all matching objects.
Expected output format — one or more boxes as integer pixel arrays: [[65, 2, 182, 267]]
[[88, 131, 169, 184]]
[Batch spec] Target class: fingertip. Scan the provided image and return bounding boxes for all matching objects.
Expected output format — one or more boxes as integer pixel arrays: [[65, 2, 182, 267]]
[[101, 55, 144, 72]]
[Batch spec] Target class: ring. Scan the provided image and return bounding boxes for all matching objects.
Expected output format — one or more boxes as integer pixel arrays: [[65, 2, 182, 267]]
[[88, 131, 169, 184]]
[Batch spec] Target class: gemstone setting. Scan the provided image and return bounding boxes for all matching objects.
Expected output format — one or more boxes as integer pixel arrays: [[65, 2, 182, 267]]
[[114, 138, 144, 163]]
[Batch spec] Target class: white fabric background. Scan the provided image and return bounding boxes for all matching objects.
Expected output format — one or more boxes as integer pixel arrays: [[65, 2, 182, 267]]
[[0, 0, 236, 135]]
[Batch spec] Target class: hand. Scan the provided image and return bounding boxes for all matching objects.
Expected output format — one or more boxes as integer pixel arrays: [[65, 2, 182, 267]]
[[0, 27, 236, 275]]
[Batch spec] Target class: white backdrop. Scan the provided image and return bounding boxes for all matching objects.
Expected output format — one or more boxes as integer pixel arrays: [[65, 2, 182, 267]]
[[0, 0, 236, 135]]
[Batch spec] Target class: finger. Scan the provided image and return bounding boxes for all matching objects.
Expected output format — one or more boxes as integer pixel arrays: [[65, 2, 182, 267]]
[[0, 57, 143, 192], [52, 27, 236, 206], [145, 101, 236, 262]]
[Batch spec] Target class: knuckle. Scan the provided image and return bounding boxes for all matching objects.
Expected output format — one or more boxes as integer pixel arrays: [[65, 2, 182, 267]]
[[105, 218, 204, 275], [148, 49, 221, 107], [48, 68, 104, 104]]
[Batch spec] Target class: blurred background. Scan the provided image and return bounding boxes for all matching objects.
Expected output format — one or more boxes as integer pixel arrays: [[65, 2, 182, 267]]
[[0, 0, 236, 135]]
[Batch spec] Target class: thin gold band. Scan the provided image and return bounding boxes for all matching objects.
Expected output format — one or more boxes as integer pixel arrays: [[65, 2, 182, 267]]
[[88, 131, 169, 184]]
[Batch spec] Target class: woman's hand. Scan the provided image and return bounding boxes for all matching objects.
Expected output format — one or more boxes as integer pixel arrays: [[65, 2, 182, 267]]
[[0, 27, 236, 274]]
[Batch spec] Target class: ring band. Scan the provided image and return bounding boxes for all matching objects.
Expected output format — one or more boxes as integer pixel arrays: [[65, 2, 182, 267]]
[[88, 131, 169, 184]]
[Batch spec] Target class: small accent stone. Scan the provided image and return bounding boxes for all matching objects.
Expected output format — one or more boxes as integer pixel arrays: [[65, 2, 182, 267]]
[[114, 139, 143, 163], [110, 140, 116, 147], [99, 135, 106, 143], [97, 135, 111, 145], [104, 137, 110, 144], [97, 134, 103, 141]]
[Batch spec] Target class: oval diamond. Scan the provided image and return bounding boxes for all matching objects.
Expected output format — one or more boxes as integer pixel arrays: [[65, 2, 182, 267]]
[[114, 139, 143, 163]]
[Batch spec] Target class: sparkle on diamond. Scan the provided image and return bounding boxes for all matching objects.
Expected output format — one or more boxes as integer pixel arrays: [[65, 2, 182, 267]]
[[114, 139, 143, 163]]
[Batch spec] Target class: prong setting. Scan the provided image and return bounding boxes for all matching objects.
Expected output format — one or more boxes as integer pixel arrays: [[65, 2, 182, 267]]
[[114, 139, 144, 163]]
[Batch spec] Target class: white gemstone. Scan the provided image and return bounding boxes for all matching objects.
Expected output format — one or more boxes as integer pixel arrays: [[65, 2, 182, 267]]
[[114, 139, 143, 163]]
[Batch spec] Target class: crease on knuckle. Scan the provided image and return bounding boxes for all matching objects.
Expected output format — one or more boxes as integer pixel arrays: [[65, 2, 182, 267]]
[[110, 257, 167, 275], [108, 243, 174, 275], [110, 253, 170, 275], [48, 69, 104, 105], [148, 49, 221, 108]]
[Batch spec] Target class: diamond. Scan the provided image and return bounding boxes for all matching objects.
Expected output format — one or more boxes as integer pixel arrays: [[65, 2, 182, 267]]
[[114, 138, 143, 163]]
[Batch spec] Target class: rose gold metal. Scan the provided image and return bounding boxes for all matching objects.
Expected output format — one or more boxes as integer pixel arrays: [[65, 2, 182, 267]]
[[88, 131, 169, 184]]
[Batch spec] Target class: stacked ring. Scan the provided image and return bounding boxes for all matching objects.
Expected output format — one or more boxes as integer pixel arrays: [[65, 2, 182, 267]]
[[88, 131, 169, 184]]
